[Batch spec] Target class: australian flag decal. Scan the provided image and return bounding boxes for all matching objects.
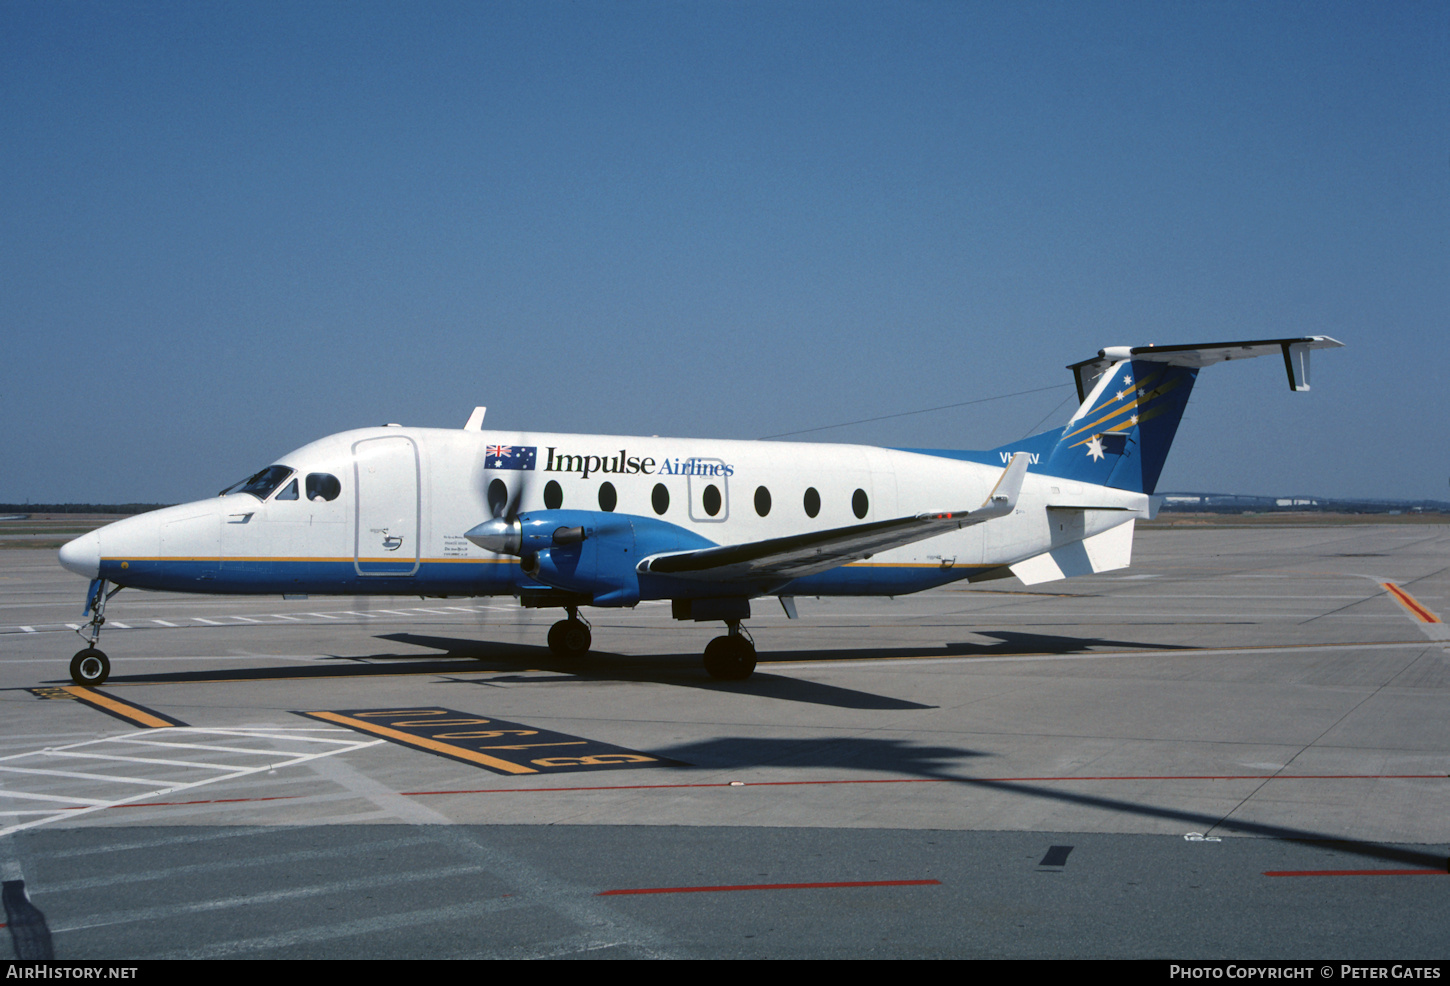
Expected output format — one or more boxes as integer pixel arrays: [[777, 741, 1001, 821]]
[[485, 445, 537, 470]]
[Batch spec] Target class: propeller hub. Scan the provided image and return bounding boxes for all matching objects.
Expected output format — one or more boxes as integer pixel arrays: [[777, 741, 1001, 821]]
[[465, 517, 521, 556]]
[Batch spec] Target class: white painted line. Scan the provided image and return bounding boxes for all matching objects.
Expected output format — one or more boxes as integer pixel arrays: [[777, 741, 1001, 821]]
[[20, 626, 35, 632], [0, 729, 385, 840], [306, 613, 341, 619], [0, 789, 114, 807], [49, 750, 239, 771], [108, 622, 131, 629], [0, 810, 88, 817], [0, 765, 175, 787], [230, 616, 264, 623], [194, 618, 222, 625], [270, 615, 303, 621], [152, 620, 177, 627]]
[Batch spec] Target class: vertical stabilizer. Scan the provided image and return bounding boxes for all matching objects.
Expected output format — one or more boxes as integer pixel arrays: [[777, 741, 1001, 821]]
[[1034, 336, 1342, 495]]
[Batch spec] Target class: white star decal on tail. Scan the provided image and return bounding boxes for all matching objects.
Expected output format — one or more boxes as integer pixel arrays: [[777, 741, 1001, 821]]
[[1086, 435, 1105, 461]]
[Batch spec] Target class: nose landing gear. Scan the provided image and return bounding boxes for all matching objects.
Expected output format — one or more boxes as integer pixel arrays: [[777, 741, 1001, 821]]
[[69, 578, 119, 686], [70, 648, 109, 686]]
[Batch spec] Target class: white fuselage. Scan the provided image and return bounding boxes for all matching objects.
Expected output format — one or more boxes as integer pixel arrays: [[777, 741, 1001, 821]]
[[59, 425, 1149, 601]]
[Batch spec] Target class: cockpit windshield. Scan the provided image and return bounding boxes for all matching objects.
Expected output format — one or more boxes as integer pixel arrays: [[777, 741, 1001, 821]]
[[219, 465, 295, 500]]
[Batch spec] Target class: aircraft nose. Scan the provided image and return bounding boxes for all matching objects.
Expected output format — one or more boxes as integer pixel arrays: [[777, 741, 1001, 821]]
[[59, 531, 101, 579]]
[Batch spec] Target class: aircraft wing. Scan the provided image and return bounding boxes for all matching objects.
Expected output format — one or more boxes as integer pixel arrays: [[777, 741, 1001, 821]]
[[637, 453, 1031, 582]]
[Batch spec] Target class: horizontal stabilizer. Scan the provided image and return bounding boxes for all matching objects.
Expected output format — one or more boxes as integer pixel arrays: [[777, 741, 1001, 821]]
[[1067, 336, 1343, 401]]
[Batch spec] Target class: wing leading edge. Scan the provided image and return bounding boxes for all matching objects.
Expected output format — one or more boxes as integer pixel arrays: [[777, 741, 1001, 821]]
[[637, 452, 1032, 582]]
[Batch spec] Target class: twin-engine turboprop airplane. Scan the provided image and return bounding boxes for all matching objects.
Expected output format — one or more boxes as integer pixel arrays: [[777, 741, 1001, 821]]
[[57, 337, 1340, 685]]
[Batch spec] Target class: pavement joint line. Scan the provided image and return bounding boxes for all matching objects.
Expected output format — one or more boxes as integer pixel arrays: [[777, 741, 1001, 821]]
[[597, 879, 942, 895]]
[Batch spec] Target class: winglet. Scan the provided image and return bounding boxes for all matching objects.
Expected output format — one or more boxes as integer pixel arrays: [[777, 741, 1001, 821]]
[[971, 450, 1030, 520], [464, 407, 487, 431], [917, 451, 1030, 525]]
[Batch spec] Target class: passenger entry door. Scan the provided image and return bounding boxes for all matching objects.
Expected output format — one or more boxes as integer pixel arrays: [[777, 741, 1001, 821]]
[[353, 435, 420, 576]]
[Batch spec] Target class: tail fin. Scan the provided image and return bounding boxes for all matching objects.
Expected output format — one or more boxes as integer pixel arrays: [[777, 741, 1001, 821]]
[[1024, 337, 1342, 495]]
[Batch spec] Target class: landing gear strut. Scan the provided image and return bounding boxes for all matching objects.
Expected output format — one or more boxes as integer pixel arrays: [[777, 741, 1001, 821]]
[[70, 579, 118, 686], [547, 606, 592, 658], [703, 620, 756, 681]]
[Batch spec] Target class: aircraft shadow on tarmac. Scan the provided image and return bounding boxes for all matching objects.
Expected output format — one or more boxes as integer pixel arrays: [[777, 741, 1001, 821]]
[[658, 735, 989, 777], [41, 632, 932, 711], [377, 632, 936, 710], [42, 627, 1192, 708]]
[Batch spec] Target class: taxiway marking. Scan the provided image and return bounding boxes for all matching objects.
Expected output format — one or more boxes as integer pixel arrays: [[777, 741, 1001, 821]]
[[52, 685, 187, 728], [1382, 583, 1442, 624], [301, 708, 678, 776]]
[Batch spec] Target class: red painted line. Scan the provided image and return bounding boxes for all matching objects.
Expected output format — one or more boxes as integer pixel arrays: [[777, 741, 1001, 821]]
[[1265, 869, 1447, 877], [1382, 583, 1442, 624], [598, 879, 941, 896], [401, 773, 1446, 797]]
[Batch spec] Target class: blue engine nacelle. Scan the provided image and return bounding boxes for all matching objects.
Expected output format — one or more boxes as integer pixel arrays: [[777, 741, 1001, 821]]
[[508, 510, 716, 607]]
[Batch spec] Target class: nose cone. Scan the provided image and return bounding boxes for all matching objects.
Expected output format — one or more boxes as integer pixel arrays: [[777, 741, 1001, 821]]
[[59, 530, 101, 579]]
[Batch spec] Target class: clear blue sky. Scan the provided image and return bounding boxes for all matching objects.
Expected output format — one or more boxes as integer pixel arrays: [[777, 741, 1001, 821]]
[[3, 1, 1446, 503]]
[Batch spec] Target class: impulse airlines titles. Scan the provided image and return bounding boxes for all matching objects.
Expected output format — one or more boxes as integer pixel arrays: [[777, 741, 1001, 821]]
[[542, 447, 735, 480]]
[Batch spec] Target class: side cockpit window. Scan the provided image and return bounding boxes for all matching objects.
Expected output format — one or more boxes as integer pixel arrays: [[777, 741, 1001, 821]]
[[221, 465, 294, 500], [275, 479, 299, 501], [306, 473, 341, 502]]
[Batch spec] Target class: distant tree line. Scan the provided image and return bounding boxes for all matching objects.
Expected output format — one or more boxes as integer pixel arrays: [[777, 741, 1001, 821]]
[[1159, 494, 1450, 514], [0, 504, 173, 515]]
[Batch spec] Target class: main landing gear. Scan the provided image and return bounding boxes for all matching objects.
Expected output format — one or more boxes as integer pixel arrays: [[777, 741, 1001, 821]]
[[547, 607, 592, 658], [703, 620, 756, 681], [70, 579, 119, 686]]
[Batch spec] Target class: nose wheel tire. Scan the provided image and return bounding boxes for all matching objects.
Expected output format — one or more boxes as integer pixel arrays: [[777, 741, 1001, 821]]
[[703, 635, 757, 681], [547, 619, 592, 658], [70, 648, 111, 686]]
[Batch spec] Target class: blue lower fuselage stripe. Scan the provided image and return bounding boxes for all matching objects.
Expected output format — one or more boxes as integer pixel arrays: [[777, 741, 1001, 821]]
[[97, 557, 984, 600]]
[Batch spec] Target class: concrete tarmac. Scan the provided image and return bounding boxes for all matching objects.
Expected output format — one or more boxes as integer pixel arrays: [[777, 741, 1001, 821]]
[[1, 523, 1447, 958]]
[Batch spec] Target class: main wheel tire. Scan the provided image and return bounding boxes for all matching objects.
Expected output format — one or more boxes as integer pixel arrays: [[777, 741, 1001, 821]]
[[702, 635, 756, 681], [547, 619, 592, 657], [70, 648, 110, 686]]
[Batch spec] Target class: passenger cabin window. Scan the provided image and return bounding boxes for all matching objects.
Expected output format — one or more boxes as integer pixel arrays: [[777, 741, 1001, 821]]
[[544, 480, 563, 510], [306, 473, 341, 502], [754, 486, 771, 517], [275, 479, 299, 501], [652, 483, 670, 515], [702, 484, 722, 517], [852, 488, 869, 519], [598, 482, 617, 512], [803, 487, 821, 518]]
